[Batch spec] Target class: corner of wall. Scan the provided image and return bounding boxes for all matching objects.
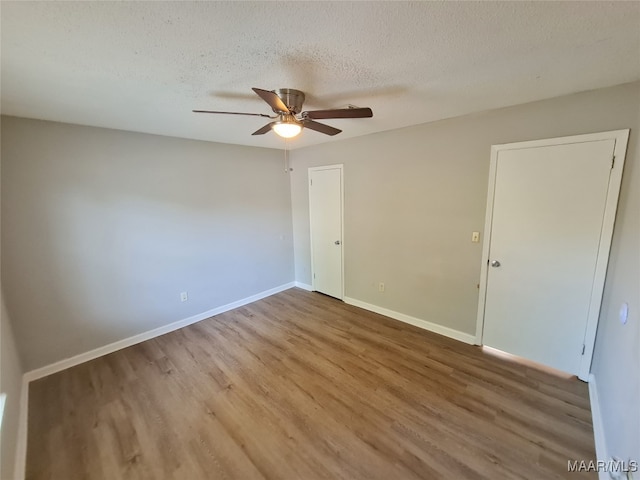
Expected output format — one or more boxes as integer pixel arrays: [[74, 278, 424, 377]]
[[13, 376, 29, 480], [1, 295, 27, 480], [588, 373, 609, 480]]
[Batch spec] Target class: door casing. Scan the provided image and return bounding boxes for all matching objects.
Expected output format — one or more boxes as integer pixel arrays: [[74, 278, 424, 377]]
[[475, 130, 629, 381]]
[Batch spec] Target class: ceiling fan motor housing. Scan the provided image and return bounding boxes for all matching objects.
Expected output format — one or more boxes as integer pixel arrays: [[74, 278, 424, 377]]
[[274, 89, 305, 114]]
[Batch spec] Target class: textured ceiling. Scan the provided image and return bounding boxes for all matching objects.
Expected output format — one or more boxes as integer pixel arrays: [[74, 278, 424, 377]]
[[2, 1, 639, 150]]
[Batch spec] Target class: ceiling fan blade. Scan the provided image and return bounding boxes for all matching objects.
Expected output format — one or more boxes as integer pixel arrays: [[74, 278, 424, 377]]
[[252, 122, 275, 135], [302, 119, 342, 136], [303, 107, 373, 120], [193, 110, 274, 118], [252, 88, 291, 114]]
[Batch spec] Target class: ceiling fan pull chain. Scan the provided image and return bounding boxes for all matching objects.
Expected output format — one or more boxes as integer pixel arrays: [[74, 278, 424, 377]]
[[284, 139, 289, 173]]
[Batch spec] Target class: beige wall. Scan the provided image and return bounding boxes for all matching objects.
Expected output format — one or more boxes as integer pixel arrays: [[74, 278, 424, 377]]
[[1, 117, 294, 370], [290, 81, 639, 462]]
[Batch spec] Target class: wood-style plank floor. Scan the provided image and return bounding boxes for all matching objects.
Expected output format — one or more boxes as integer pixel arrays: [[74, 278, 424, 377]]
[[27, 288, 596, 479]]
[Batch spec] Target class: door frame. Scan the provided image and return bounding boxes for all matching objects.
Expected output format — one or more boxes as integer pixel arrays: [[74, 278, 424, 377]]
[[475, 130, 629, 380], [309, 164, 345, 300]]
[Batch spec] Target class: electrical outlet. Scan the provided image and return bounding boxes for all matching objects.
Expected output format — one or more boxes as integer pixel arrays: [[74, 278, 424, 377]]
[[378, 282, 385, 292], [180, 292, 188, 302]]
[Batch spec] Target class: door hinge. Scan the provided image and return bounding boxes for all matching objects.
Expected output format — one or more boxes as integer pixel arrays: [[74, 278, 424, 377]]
[[310, 179, 313, 186], [611, 155, 615, 169], [581, 344, 586, 355], [313, 273, 316, 279]]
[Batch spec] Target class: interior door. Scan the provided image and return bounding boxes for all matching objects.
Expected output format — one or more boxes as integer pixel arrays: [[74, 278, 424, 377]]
[[309, 166, 343, 299], [482, 139, 616, 376]]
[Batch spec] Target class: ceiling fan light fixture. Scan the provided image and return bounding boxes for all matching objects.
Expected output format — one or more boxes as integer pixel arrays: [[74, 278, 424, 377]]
[[272, 116, 302, 138], [194, 87, 373, 138]]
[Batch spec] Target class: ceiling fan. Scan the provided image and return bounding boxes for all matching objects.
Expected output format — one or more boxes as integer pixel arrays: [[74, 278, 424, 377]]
[[193, 88, 373, 139]]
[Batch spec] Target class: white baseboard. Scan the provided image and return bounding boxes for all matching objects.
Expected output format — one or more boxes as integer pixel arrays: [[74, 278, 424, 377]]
[[16, 283, 475, 478], [14, 377, 29, 480], [343, 297, 476, 345], [294, 281, 313, 291], [588, 373, 608, 480], [23, 281, 295, 383], [15, 281, 297, 480]]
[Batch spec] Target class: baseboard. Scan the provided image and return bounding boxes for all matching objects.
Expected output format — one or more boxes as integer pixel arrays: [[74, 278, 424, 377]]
[[13, 377, 29, 480], [14, 281, 297, 479], [294, 281, 313, 291], [343, 297, 476, 345], [588, 373, 609, 480], [23, 282, 296, 383]]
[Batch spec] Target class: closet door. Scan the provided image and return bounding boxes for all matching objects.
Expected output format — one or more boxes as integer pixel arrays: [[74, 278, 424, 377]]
[[477, 131, 628, 379], [309, 165, 343, 299]]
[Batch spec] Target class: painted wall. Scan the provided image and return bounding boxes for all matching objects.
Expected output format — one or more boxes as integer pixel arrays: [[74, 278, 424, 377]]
[[590, 103, 640, 465], [1, 147, 25, 479], [290, 81, 639, 462], [1, 117, 294, 370]]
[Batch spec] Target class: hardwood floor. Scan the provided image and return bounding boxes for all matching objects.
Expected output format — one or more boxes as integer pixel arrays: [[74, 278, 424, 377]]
[[26, 288, 596, 479]]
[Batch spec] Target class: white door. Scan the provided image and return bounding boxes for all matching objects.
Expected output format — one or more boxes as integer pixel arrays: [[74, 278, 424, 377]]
[[478, 131, 628, 379], [309, 165, 343, 299]]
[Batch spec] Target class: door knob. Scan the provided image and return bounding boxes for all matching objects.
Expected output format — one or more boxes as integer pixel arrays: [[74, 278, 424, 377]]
[[334, 240, 341, 245], [491, 260, 501, 267]]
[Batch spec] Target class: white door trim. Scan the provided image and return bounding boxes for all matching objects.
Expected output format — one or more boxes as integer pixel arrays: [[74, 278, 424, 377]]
[[475, 130, 629, 381], [308, 164, 345, 300]]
